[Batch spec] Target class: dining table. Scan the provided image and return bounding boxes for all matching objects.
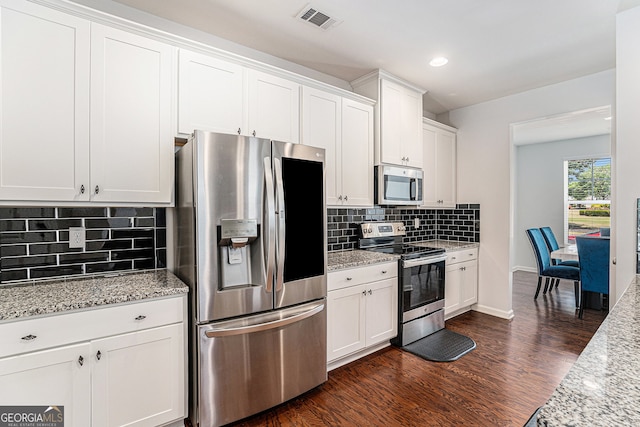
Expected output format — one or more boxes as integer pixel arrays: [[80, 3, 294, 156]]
[[550, 244, 578, 261]]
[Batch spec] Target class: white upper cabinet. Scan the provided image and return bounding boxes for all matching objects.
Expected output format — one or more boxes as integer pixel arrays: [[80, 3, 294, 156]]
[[0, 0, 90, 202], [0, 1, 175, 206], [90, 24, 174, 204], [177, 49, 244, 136], [422, 118, 457, 208], [248, 69, 300, 143], [352, 70, 425, 168], [302, 86, 373, 206]]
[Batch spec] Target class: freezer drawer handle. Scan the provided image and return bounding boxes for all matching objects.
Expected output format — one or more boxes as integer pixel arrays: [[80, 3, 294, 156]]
[[204, 303, 324, 338]]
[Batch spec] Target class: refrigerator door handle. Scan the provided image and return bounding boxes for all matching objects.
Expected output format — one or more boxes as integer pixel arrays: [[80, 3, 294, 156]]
[[273, 157, 286, 292], [204, 302, 324, 337], [263, 157, 276, 293]]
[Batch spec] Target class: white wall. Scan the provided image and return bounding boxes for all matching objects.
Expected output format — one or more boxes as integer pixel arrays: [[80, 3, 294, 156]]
[[615, 6, 640, 305], [514, 135, 611, 271], [448, 69, 615, 319]]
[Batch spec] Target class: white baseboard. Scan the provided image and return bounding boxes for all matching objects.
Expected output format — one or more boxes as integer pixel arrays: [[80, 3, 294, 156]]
[[473, 304, 515, 320], [327, 341, 391, 371], [512, 265, 537, 273]]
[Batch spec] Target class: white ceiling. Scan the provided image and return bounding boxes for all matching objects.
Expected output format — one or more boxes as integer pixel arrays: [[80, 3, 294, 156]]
[[512, 106, 612, 146], [111, 0, 640, 115]]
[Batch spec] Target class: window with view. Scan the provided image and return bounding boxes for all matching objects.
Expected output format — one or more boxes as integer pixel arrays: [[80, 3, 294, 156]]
[[565, 158, 611, 243]]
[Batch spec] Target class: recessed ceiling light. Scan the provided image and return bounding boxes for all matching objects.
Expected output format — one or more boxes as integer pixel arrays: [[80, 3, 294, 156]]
[[429, 57, 448, 67]]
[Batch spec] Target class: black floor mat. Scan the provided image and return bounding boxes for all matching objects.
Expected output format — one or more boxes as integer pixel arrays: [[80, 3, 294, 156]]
[[403, 329, 476, 362]]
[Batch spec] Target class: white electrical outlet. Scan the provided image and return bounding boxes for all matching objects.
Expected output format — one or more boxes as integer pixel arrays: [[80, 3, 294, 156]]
[[414, 218, 420, 228], [69, 227, 86, 249]]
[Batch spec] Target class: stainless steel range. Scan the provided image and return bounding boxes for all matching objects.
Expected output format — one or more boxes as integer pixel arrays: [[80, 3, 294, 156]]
[[358, 222, 447, 346]]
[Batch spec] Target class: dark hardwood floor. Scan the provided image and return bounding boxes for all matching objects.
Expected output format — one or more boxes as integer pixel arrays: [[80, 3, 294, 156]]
[[231, 271, 607, 427]]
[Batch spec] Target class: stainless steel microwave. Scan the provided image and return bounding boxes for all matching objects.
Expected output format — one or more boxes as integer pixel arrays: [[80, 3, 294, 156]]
[[375, 165, 423, 205]]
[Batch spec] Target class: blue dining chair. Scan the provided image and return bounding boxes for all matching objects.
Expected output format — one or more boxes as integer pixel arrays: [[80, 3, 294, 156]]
[[575, 236, 610, 319], [526, 228, 580, 305], [540, 226, 579, 268]]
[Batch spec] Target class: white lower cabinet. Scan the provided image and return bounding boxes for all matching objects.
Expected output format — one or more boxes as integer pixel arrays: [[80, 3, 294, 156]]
[[327, 261, 397, 368], [444, 248, 479, 318], [0, 343, 92, 426], [0, 295, 186, 427]]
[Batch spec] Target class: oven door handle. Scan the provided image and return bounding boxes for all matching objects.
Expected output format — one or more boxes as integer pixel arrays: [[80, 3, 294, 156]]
[[403, 254, 448, 268]]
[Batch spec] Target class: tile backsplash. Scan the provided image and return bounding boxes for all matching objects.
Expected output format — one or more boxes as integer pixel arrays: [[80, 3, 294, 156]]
[[0, 207, 166, 284], [328, 204, 480, 252]]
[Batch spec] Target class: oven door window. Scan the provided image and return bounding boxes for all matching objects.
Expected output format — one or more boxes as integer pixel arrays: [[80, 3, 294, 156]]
[[402, 260, 445, 312]]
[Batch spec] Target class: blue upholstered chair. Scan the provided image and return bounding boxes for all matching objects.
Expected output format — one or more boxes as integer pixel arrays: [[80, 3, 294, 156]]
[[600, 227, 611, 237], [540, 226, 579, 291], [526, 228, 580, 305], [576, 236, 610, 319], [540, 226, 579, 268]]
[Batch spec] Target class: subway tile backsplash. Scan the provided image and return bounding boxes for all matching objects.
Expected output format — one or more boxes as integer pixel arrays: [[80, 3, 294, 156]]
[[0, 207, 166, 284], [327, 204, 480, 252]]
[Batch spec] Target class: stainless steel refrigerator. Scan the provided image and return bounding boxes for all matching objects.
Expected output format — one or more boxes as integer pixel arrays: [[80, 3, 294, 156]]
[[174, 130, 327, 427]]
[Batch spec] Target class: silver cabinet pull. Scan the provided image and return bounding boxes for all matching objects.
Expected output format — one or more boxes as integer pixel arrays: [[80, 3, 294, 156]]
[[381, 270, 387, 274], [346, 277, 352, 281], [362, 290, 366, 296], [96, 350, 102, 361], [134, 315, 146, 321], [95, 185, 99, 194], [344, 195, 348, 201], [338, 195, 342, 201], [80, 185, 85, 194], [368, 289, 372, 295], [252, 130, 256, 137], [21, 334, 37, 341], [237, 128, 241, 135], [78, 355, 84, 366]]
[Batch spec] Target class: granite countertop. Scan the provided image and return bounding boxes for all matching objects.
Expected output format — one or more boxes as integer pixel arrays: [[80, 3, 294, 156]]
[[537, 276, 640, 426], [328, 240, 479, 272], [0, 270, 189, 322]]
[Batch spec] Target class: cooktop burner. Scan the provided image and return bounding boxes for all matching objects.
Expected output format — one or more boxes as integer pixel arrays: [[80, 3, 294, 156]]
[[357, 221, 445, 260]]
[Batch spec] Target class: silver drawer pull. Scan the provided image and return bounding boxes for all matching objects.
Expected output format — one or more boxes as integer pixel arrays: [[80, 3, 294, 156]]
[[96, 350, 102, 361], [134, 315, 146, 321], [346, 277, 352, 281], [21, 334, 37, 341], [381, 270, 388, 274], [78, 355, 84, 366], [368, 289, 372, 295]]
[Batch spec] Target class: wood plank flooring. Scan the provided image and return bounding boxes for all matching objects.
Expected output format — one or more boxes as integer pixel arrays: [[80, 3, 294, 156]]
[[230, 271, 607, 427]]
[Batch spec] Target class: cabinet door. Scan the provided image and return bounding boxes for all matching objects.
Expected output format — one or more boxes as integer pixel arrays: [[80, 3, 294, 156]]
[[90, 24, 175, 204], [379, 79, 403, 165], [436, 130, 457, 207], [0, 343, 92, 427], [422, 125, 438, 206], [92, 323, 185, 427], [302, 87, 341, 205], [341, 98, 374, 207], [461, 259, 478, 307], [247, 69, 300, 143], [0, 1, 90, 202], [178, 49, 244, 135], [444, 263, 463, 316], [401, 89, 423, 169], [327, 284, 366, 362], [364, 277, 397, 345]]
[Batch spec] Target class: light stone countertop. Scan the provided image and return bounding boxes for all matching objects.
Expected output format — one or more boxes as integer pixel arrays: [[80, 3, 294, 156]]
[[537, 276, 640, 426], [327, 240, 479, 272], [327, 250, 399, 272], [0, 270, 189, 322]]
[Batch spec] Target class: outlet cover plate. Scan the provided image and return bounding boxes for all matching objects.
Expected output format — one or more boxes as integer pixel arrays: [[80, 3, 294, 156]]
[[69, 227, 86, 249]]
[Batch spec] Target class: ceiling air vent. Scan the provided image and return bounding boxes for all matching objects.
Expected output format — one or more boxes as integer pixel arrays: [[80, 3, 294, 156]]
[[296, 5, 340, 30]]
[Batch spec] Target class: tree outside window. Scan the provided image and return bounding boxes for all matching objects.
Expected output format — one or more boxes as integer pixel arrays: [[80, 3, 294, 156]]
[[566, 158, 610, 243]]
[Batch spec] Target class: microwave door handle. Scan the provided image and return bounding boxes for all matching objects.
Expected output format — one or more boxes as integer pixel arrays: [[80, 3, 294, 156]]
[[263, 157, 276, 293], [410, 178, 417, 200], [273, 157, 286, 292]]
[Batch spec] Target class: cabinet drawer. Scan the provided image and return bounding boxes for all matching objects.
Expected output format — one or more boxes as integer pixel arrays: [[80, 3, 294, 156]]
[[0, 295, 184, 358], [447, 248, 478, 265], [329, 261, 397, 292]]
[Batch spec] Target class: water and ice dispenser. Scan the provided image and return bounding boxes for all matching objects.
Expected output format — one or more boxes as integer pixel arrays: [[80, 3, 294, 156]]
[[217, 219, 259, 289]]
